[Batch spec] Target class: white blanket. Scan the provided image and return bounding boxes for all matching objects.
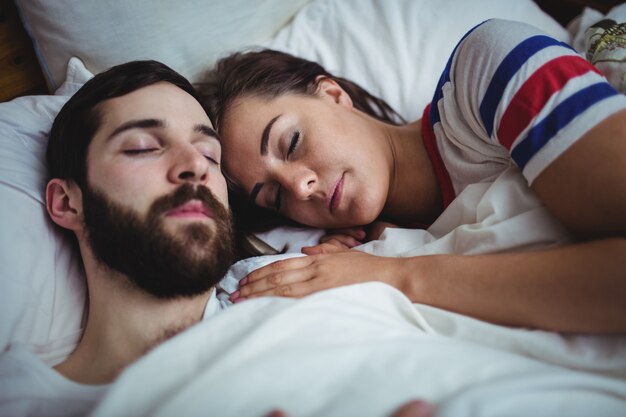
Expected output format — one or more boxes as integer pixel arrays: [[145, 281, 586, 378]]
[[91, 168, 626, 416], [92, 283, 626, 417]]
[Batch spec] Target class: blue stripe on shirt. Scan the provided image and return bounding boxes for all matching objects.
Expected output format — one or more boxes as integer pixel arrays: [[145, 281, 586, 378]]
[[480, 35, 574, 138], [511, 82, 618, 168], [480, 35, 571, 136]]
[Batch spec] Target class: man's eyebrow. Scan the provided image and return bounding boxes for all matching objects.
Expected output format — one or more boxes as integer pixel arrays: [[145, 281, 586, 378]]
[[107, 118, 164, 140], [195, 124, 219, 139], [250, 182, 263, 205], [260, 115, 281, 156]]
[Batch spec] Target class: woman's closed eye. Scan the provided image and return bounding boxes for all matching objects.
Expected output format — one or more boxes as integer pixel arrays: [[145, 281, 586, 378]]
[[287, 130, 300, 155], [271, 130, 301, 210]]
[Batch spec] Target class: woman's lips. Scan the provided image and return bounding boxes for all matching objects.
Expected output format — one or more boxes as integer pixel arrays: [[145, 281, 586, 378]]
[[166, 200, 214, 219], [328, 174, 344, 213]]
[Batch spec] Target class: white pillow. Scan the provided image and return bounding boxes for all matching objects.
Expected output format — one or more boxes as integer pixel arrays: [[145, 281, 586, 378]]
[[15, 0, 313, 90], [264, 0, 569, 122], [0, 58, 92, 364]]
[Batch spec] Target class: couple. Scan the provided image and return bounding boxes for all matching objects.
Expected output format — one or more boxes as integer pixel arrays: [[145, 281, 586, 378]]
[[2, 18, 626, 416]]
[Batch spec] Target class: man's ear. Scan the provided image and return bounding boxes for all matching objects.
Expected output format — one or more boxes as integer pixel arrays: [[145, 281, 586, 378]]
[[315, 76, 353, 108], [46, 178, 83, 231]]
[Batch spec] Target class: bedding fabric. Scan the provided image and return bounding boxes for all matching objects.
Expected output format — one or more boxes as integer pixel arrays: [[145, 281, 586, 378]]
[[92, 282, 626, 417]]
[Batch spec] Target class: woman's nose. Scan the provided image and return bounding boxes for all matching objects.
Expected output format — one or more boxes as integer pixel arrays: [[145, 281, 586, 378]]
[[282, 168, 317, 200], [168, 145, 209, 184]]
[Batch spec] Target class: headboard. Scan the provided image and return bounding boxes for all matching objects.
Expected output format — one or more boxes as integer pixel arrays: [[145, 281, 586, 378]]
[[0, 0, 47, 101], [534, 0, 622, 26]]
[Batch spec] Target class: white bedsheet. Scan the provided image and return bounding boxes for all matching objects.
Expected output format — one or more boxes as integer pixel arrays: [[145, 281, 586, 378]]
[[91, 282, 626, 417], [91, 168, 626, 416]]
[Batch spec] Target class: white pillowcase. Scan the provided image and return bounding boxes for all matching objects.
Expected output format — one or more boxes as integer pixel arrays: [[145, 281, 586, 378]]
[[0, 0, 569, 361], [263, 0, 569, 121], [0, 58, 93, 364], [14, 0, 313, 90]]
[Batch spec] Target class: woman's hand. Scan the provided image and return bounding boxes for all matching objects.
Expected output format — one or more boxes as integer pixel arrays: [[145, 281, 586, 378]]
[[265, 399, 434, 417], [229, 247, 410, 302], [317, 226, 367, 249], [313, 221, 400, 251]]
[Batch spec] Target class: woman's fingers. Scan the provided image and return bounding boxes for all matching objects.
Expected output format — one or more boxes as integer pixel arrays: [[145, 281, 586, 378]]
[[229, 250, 399, 303], [246, 256, 312, 283], [238, 279, 319, 300], [391, 400, 435, 417], [236, 269, 312, 299], [324, 226, 366, 240], [319, 234, 362, 248], [302, 242, 350, 255], [230, 257, 314, 301]]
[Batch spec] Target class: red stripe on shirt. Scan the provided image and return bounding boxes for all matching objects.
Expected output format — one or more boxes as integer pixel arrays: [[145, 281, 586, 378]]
[[497, 55, 602, 150], [422, 104, 456, 211]]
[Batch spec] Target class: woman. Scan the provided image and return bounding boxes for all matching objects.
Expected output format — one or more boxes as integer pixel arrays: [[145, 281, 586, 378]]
[[202, 19, 626, 333]]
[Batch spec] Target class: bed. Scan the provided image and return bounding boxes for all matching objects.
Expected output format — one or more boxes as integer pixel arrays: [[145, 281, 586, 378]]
[[1, 0, 626, 416]]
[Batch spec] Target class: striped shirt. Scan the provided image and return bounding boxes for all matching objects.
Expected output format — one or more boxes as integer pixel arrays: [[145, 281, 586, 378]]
[[422, 19, 626, 209]]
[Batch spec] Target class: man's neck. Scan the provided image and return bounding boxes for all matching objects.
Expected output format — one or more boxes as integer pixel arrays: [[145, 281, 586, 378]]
[[55, 266, 212, 385]]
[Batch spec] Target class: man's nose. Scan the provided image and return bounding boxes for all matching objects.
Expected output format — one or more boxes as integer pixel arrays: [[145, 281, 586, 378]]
[[168, 144, 210, 184]]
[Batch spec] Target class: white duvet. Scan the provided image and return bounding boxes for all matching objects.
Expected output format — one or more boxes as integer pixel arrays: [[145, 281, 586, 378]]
[[91, 168, 626, 417]]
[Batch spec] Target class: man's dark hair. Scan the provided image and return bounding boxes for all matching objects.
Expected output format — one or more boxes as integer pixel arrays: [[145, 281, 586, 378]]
[[47, 60, 202, 190]]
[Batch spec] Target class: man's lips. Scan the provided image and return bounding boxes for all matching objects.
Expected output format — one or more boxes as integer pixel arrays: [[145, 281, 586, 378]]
[[327, 174, 344, 213], [165, 200, 214, 219]]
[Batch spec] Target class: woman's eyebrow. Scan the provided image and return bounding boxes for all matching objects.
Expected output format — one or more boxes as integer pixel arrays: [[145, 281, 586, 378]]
[[260, 114, 281, 155]]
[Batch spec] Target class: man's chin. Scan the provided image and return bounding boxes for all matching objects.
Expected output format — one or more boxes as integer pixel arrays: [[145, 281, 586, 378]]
[[168, 221, 214, 247]]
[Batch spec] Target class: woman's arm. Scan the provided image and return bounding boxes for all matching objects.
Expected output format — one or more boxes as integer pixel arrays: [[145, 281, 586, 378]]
[[402, 237, 626, 332], [233, 237, 626, 333], [532, 109, 626, 237]]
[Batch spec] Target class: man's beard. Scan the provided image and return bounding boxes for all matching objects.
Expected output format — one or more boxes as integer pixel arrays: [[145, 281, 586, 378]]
[[81, 183, 234, 299]]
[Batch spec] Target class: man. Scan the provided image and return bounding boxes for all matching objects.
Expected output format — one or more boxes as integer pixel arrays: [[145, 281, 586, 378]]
[[0, 60, 234, 416], [0, 60, 433, 417]]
